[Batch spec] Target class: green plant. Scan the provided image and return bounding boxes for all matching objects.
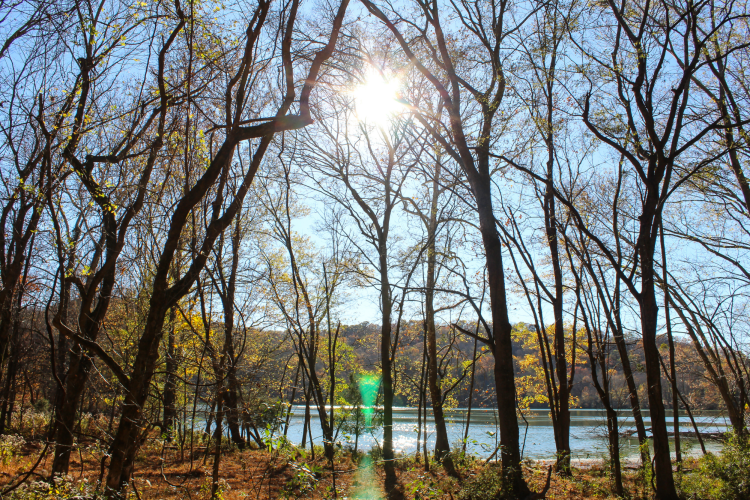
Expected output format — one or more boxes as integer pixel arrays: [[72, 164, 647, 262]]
[[448, 440, 480, 471], [367, 442, 383, 463], [199, 477, 229, 500], [457, 464, 514, 500], [243, 397, 286, 439], [31, 399, 49, 414], [0, 434, 25, 465], [407, 471, 457, 499], [680, 434, 750, 500], [16, 412, 50, 440], [283, 461, 323, 498], [338, 405, 367, 450], [7, 475, 97, 500]]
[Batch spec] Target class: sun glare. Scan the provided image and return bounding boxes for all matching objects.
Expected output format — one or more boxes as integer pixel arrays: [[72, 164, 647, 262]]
[[351, 71, 404, 126]]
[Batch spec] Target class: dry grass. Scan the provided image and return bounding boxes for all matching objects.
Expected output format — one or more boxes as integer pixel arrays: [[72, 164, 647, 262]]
[[393, 458, 651, 500], [0, 439, 704, 499], [0, 438, 361, 499]]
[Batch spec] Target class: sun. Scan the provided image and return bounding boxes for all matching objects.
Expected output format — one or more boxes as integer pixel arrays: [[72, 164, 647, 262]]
[[351, 70, 404, 126]]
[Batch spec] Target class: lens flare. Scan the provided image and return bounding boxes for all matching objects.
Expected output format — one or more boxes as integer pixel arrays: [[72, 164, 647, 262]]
[[359, 373, 380, 426]]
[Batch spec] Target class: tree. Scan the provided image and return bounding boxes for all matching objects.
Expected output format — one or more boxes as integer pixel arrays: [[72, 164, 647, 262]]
[[298, 61, 425, 493], [257, 158, 348, 463], [74, 0, 353, 491], [507, 0, 750, 495], [400, 135, 470, 475], [356, 0, 539, 493], [501, 0, 585, 473], [44, 0, 186, 474]]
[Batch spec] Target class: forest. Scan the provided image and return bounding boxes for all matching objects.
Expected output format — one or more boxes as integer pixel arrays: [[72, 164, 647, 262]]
[[0, 0, 748, 498]]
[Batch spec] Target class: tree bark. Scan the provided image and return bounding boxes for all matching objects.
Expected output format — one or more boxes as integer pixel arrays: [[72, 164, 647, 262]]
[[637, 185, 677, 498], [474, 180, 528, 496], [218, 215, 245, 448], [545, 167, 571, 474], [379, 243, 398, 495], [611, 281, 651, 466], [424, 161, 457, 476], [462, 335, 477, 455], [163, 307, 178, 442]]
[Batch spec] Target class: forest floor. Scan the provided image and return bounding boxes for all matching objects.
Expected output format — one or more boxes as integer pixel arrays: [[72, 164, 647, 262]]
[[0, 438, 714, 499]]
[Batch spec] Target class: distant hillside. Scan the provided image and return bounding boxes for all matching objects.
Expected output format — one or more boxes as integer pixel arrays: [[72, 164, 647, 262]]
[[329, 321, 724, 411]]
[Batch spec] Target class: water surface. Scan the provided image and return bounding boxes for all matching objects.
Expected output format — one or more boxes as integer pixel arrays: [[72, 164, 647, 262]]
[[281, 406, 728, 460]]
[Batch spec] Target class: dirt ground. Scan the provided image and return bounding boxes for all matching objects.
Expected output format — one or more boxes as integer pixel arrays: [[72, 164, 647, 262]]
[[0, 440, 359, 499], [0, 440, 681, 499]]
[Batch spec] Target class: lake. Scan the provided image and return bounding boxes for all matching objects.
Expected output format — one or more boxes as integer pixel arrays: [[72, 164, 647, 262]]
[[280, 406, 729, 460]]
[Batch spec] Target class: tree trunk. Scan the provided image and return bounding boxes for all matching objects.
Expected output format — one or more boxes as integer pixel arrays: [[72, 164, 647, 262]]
[[302, 379, 310, 449], [163, 307, 178, 442], [639, 233, 677, 499], [606, 407, 624, 496], [105, 302, 171, 493], [379, 246, 397, 495], [611, 284, 650, 466], [473, 179, 528, 496], [424, 163, 457, 476], [51, 348, 93, 475], [572, 250, 624, 496], [463, 336, 478, 455], [417, 328, 426, 466], [660, 224, 680, 464], [219, 215, 245, 448], [211, 393, 224, 499], [284, 364, 300, 438], [545, 178, 571, 474], [0, 340, 16, 434]]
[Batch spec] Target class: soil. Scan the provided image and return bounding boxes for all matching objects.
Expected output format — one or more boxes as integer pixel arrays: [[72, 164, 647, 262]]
[[0, 440, 698, 499]]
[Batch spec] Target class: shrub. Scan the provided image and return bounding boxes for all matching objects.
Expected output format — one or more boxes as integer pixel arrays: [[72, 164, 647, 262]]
[[7, 475, 97, 500], [0, 434, 25, 465], [447, 441, 481, 471], [457, 464, 513, 500], [680, 434, 750, 500]]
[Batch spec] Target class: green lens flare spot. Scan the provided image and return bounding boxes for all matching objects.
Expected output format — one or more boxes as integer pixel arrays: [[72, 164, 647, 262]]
[[359, 374, 380, 426]]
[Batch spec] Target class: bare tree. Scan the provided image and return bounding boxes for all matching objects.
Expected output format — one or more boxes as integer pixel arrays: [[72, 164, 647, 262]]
[[355, 0, 541, 493], [46, 0, 353, 491], [298, 71, 425, 493], [257, 158, 347, 464]]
